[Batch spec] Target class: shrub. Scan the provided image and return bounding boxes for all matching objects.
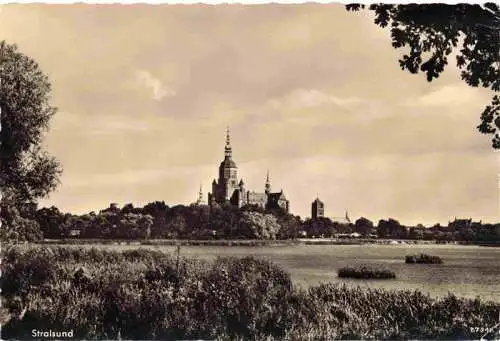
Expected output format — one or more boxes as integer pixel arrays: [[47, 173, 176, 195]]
[[195, 256, 293, 339], [1, 247, 59, 299]]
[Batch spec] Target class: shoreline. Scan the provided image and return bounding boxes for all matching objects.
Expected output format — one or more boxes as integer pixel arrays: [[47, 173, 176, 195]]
[[33, 238, 500, 247]]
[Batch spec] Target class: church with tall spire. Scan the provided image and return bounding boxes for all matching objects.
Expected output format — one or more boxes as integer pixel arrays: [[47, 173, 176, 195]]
[[207, 128, 289, 213], [195, 185, 204, 205]]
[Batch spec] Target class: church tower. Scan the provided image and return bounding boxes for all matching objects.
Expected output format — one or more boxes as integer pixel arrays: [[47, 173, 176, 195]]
[[196, 185, 204, 205], [265, 170, 271, 195], [209, 127, 239, 204], [312, 196, 324, 220]]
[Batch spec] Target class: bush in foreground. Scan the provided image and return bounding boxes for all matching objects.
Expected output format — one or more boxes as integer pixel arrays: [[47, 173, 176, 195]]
[[405, 253, 443, 264], [1, 246, 499, 340], [338, 265, 396, 279]]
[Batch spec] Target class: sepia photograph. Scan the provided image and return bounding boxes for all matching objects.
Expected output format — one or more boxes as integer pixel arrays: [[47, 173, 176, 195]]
[[1, 2, 500, 340]]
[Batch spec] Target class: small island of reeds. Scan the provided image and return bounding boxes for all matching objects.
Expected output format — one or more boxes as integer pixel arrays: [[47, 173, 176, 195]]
[[405, 253, 443, 264], [338, 265, 396, 279]]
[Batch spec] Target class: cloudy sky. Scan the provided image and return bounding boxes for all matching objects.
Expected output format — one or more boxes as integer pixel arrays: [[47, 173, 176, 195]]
[[1, 4, 498, 225]]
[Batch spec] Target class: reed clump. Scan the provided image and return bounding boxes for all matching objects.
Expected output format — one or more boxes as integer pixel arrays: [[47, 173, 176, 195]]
[[405, 253, 443, 264], [338, 265, 396, 279]]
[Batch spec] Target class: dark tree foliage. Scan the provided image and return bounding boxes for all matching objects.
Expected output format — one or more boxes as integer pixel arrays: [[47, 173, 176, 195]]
[[0, 41, 62, 204], [354, 217, 374, 236], [36, 206, 64, 239], [347, 3, 500, 148], [30, 199, 500, 243], [0, 203, 43, 242], [303, 217, 337, 238], [377, 218, 406, 239]]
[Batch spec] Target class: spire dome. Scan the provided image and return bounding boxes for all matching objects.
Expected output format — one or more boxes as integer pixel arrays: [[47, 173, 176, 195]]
[[220, 126, 237, 168]]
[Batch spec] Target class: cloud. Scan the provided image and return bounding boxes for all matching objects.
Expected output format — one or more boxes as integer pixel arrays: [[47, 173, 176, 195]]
[[267, 88, 365, 110], [404, 84, 486, 108], [51, 111, 155, 135], [251, 88, 391, 129], [134, 70, 176, 101]]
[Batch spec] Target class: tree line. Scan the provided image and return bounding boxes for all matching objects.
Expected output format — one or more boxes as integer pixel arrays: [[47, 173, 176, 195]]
[[5, 201, 499, 243]]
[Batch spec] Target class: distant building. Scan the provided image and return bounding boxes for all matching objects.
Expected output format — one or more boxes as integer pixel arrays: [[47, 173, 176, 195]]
[[311, 197, 325, 219], [311, 196, 350, 223], [330, 210, 352, 224], [101, 203, 120, 214], [195, 185, 205, 205], [208, 128, 290, 213]]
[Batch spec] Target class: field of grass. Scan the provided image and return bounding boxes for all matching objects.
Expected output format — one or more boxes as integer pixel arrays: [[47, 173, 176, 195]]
[[2, 245, 500, 340]]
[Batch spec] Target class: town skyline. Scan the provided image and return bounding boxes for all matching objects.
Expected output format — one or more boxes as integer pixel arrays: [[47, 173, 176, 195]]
[[0, 4, 498, 225]]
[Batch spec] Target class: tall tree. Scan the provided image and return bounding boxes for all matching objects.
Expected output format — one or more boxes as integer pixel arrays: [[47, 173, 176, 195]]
[[347, 3, 500, 148], [35, 206, 64, 239], [240, 211, 281, 239], [0, 41, 62, 205], [354, 217, 374, 236]]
